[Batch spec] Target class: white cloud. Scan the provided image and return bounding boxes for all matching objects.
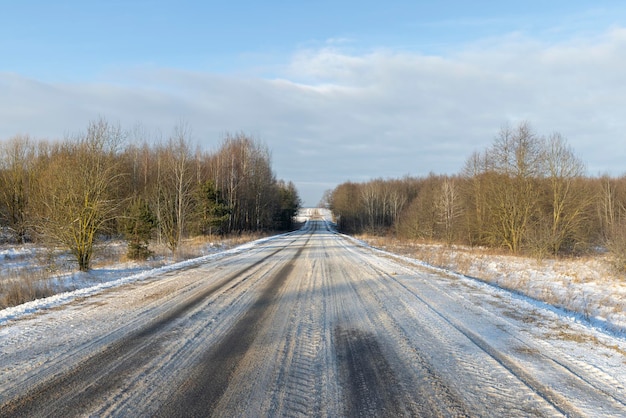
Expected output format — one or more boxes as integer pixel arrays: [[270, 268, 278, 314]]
[[2, 27, 626, 205]]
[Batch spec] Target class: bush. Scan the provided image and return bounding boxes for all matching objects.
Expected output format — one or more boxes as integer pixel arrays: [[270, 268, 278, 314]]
[[606, 223, 626, 273]]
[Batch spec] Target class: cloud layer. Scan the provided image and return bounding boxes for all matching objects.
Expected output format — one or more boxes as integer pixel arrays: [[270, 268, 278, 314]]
[[2, 28, 626, 205]]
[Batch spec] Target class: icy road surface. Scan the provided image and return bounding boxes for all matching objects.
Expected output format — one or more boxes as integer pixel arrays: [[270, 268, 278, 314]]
[[1, 220, 625, 417]]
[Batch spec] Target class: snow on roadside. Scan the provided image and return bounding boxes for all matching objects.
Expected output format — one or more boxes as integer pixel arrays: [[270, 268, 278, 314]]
[[351, 235, 626, 336], [0, 235, 280, 326]]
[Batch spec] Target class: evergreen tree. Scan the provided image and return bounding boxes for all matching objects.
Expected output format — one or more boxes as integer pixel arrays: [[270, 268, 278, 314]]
[[192, 180, 230, 236], [123, 198, 157, 260]]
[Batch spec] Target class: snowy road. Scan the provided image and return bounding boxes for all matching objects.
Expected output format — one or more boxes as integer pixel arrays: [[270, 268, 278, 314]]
[[1, 220, 625, 417]]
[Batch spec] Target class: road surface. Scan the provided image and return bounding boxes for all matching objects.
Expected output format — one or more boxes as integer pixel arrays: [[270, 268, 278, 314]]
[[1, 218, 625, 417]]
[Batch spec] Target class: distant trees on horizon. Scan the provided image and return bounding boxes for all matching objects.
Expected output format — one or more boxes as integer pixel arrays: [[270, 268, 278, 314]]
[[327, 121, 626, 270], [0, 118, 301, 271]]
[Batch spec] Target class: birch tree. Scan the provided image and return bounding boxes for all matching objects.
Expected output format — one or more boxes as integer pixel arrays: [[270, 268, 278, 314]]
[[436, 177, 462, 244], [154, 124, 195, 253]]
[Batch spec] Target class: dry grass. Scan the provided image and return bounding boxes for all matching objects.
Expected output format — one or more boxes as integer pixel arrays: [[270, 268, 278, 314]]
[[91, 242, 128, 267], [553, 327, 600, 345], [359, 233, 617, 280], [0, 270, 56, 309], [148, 232, 269, 262], [360, 234, 510, 277]]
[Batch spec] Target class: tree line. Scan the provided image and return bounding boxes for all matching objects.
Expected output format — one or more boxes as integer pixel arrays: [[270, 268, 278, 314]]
[[0, 119, 301, 271], [327, 122, 626, 268]]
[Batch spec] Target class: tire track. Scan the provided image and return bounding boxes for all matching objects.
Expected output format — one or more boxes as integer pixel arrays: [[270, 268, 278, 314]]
[[269, 240, 325, 417], [337, 242, 566, 416], [423, 286, 626, 415], [327, 242, 470, 417], [334, 326, 416, 417], [272, 302, 323, 417], [343, 237, 626, 417], [385, 264, 626, 416], [155, 234, 312, 417]]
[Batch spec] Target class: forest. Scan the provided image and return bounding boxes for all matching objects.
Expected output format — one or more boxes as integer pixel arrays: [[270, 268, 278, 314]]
[[0, 119, 301, 271], [327, 122, 626, 270]]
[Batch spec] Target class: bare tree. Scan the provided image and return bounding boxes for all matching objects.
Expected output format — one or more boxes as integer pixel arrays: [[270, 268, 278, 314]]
[[398, 175, 440, 240], [483, 122, 543, 253], [361, 181, 380, 232], [436, 177, 462, 245], [0, 135, 36, 242], [329, 182, 363, 233], [597, 176, 626, 270], [33, 119, 125, 271], [153, 124, 195, 254], [210, 134, 277, 232], [597, 176, 623, 240], [387, 186, 407, 234], [461, 151, 489, 246], [542, 132, 589, 254]]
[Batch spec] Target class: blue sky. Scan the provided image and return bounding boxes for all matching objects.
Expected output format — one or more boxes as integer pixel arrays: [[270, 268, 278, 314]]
[[2, 1, 626, 205], [4, 1, 621, 78]]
